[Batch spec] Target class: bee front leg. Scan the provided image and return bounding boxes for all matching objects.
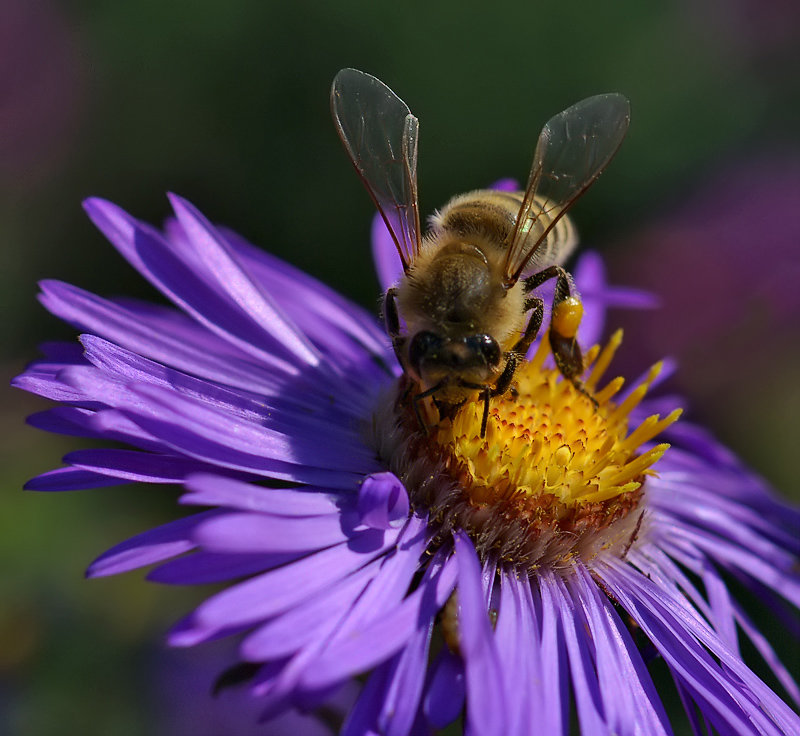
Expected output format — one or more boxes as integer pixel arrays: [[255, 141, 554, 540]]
[[411, 379, 448, 435], [524, 266, 592, 399], [382, 288, 407, 370], [458, 380, 493, 438]]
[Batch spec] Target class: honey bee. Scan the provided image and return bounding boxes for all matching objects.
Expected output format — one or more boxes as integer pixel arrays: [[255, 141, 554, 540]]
[[331, 69, 630, 435]]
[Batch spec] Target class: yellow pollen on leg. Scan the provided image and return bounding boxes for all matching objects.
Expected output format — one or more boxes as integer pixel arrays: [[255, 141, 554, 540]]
[[551, 296, 584, 339]]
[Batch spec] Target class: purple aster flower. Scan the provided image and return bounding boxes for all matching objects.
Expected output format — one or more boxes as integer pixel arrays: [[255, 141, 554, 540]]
[[14, 192, 800, 735]]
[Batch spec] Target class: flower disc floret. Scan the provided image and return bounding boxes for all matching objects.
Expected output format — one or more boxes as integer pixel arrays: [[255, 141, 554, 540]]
[[376, 329, 681, 569]]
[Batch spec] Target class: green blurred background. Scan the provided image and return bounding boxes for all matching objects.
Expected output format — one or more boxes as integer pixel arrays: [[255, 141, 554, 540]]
[[2, 0, 798, 733]]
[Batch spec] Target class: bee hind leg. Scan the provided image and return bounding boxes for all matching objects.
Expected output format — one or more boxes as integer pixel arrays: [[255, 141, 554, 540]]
[[524, 266, 594, 403]]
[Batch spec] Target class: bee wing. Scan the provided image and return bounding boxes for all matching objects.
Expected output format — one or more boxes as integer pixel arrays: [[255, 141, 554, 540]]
[[503, 93, 630, 284], [331, 68, 422, 272]]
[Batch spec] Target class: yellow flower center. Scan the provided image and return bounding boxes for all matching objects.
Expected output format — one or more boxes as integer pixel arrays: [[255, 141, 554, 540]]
[[374, 330, 681, 569]]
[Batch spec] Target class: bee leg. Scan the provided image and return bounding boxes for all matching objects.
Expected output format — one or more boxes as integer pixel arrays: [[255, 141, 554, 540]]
[[524, 266, 592, 400], [490, 296, 544, 399], [411, 380, 447, 435], [512, 296, 545, 358], [454, 381, 493, 438], [383, 288, 407, 369], [395, 375, 414, 410], [480, 386, 491, 438]]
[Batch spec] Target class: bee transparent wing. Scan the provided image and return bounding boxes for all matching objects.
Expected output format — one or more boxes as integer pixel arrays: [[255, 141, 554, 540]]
[[503, 93, 630, 284], [331, 68, 422, 271]]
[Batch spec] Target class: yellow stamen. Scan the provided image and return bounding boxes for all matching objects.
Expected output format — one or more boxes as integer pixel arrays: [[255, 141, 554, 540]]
[[381, 330, 681, 569]]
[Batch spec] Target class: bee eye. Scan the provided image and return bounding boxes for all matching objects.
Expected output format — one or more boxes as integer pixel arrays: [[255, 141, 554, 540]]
[[409, 331, 444, 374], [467, 334, 501, 367]]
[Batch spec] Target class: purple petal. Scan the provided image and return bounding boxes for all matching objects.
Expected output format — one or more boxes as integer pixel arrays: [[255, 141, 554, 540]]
[[182, 474, 345, 516], [544, 573, 607, 734], [191, 511, 352, 554], [167, 194, 324, 369], [83, 198, 319, 371], [173, 529, 401, 643], [662, 516, 800, 608], [378, 619, 434, 736], [80, 332, 372, 434], [567, 565, 671, 734], [148, 551, 297, 585], [493, 571, 541, 736], [423, 650, 465, 729], [371, 213, 404, 293], [489, 178, 519, 192], [219, 224, 391, 365], [323, 515, 429, 636], [297, 546, 455, 691], [531, 572, 570, 734], [642, 543, 800, 708], [89, 381, 377, 488], [12, 364, 89, 404], [79, 335, 275, 422], [244, 519, 430, 720], [39, 281, 298, 395], [240, 562, 378, 661], [25, 466, 128, 491], [26, 407, 102, 438], [599, 557, 800, 735], [341, 664, 391, 736], [120, 406, 364, 488], [357, 472, 410, 529], [452, 531, 508, 736], [700, 559, 739, 651], [64, 448, 210, 484], [87, 511, 221, 577], [247, 519, 430, 712]]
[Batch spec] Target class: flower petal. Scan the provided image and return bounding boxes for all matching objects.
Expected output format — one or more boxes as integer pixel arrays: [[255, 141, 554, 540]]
[[148, 551, 294, 585], [297, 545, 454, 691], [423, 650, 465, 730], [24, 466, 128, 491], [220, 223, 391, 367], [167, 194, 325, 369], [83, 198, 319, 370], [182, 474, 345, 516], [191, 511, 353, 554], [371, 213, 404, 293], [357, 472, 410, 530], [378, 619, 434, 736], [599, 556, 800, 735], [64, 448, 214, 484], [87, 511, 221, 577], [567, 565, 671, 735], [452, 531, 508, 736], [239, 562, 378, 661], [174, 528, 401, 644]]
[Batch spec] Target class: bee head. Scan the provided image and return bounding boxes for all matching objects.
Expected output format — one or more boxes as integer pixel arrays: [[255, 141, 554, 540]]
[[408, 330, 501, 387]]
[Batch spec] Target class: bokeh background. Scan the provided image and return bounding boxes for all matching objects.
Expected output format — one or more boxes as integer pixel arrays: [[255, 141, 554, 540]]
[[2, 0, 798, 733]]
